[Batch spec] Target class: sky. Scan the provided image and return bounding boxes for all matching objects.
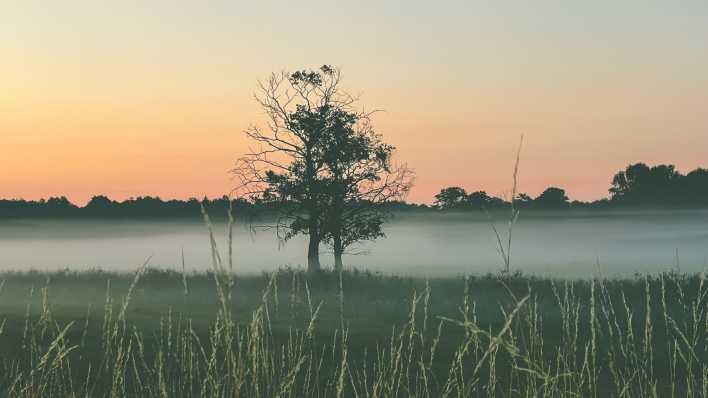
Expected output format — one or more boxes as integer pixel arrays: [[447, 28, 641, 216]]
[[2, 1, 707, 204]]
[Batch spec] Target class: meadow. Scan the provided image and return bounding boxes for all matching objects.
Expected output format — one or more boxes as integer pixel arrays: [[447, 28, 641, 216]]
[[3, 209, 708, 277], [1, 205, 706, 397], [1, 263, 707, 397]]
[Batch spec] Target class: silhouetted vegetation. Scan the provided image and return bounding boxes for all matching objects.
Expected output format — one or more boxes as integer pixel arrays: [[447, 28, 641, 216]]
[[1, 267, 707, 396], [433, 188, 508, 210], [232, 66, 412, 272], [0, 196, 265, 220], [0, 196, 429, 220], [2, 162, 706, 220], [533, 187, 570, 209], [434, 162, 707, 211], [610, 163, 708, 207]]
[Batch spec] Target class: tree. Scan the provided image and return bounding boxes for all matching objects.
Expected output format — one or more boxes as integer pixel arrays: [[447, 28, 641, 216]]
[[84, 195, 116, 216], [610, 162, 651, 202], [233, 66, 350, 273], [680, 168, 708, 206], [45, 196, 78, 217], [232, 65, 410, 273], [610, 163, 681, 205], [467, 191, 506, 210], [433, 187, 468, 209], [534, 187, 569, 209], [320, 111, 413, 270], [433, 188, 507, 211]]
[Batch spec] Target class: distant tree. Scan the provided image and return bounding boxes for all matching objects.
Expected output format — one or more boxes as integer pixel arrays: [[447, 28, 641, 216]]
[[467, 191, 506, 210], [610, 162, 649, 203], [434, 188, 508, 211], [534, 187, 569, 209], [84, 195, 116, 216], [646, 164, 680, 204], [467, 191, 490, 209], [45, 196, 78, 217], [434, 187, 468, 209], [680, 168, 708, 206], [610, 163, 681, 205]]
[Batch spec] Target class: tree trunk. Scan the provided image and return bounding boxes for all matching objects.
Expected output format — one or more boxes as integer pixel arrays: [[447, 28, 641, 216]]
[[307, 227, 321, 274], [333, 234, 344, 272]]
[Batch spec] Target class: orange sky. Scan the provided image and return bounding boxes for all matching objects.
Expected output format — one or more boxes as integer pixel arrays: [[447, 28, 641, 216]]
[[2, 1, 707, 204]]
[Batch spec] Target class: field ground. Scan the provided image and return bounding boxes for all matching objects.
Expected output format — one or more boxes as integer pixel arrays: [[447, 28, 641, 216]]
[[0, 267, 707, 396]]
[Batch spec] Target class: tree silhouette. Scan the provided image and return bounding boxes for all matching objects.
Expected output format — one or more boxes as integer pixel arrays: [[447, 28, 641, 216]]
[[233, 66, 347, 273], [533, 187, 569, 209], [3, 163, 708, 221], [232, 65, 411, 273], [433, 188, 507, 210], [85, 195, 116, 216], [610, 163, 682, 205], [468, 191, 506, 210], [680, 168, 708, 206], [433, 187, 468, 209], [610, 162, 651, 202], [320, 109, 413, 270], [44, 197, 78, 217]]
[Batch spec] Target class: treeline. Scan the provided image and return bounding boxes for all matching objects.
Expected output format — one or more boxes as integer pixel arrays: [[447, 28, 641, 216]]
[[1, 163, 706, 219], [433, 163, 708, 211], [433, 186, 572, 210], [0, 195, 426, 220], [0, 196, 269, 220], [609, 163, 708, 206], [0, 195, 430, 220]]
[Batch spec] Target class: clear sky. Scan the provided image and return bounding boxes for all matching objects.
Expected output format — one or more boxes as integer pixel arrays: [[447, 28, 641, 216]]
[[2, 1, 707, 204]]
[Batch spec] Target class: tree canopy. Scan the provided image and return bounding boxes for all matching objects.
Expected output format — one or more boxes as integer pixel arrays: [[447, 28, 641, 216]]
[[232, 65, 412, 272], [609, 163, 707, 206]]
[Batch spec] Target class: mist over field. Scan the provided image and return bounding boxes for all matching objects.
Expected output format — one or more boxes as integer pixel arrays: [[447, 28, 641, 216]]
[[2, 210, 706, 277]]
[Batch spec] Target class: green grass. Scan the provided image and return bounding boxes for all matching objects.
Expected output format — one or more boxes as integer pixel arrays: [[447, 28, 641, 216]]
[[0, 266, 707, 397]]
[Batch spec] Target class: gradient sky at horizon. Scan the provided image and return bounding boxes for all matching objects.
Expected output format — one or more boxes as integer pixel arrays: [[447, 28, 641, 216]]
[[2, 1, 707, 204]]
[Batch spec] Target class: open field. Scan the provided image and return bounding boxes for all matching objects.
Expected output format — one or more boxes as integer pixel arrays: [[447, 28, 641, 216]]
[[5, 2, 708, 397], [2, 210, 708, 277], [1, 267, 707, 397]]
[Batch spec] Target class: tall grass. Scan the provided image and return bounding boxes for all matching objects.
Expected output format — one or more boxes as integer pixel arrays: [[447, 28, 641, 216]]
[[2, 271, 707, 396], [0, 214, 706, 396]]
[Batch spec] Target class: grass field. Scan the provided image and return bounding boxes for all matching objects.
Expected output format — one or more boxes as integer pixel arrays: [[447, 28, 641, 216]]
[[0, 264, 707, 397]]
